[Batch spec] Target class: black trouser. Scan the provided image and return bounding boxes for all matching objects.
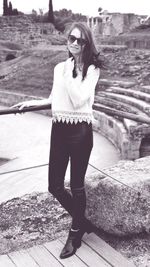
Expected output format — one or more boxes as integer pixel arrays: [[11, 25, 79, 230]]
[[48, 120, 93, 229]]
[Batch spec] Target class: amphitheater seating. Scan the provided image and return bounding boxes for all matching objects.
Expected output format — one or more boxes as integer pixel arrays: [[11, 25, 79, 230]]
[[93, 81, 150, 159]]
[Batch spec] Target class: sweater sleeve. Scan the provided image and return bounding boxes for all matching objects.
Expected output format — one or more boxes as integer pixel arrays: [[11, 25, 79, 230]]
[[65, 64, 100, 109], [49, 62, 63, 101]]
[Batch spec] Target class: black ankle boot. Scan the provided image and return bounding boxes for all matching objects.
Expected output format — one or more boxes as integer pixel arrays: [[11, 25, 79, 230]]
[[60, 230, 81, 259], [60, 220, 93, 259]]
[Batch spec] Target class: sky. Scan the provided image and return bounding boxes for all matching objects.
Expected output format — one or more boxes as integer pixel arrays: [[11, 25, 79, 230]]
[[0, 0, 150, 17]]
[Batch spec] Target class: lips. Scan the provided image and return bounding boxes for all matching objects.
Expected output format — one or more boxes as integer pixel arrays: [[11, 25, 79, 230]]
[[70, 45, 80, 50]]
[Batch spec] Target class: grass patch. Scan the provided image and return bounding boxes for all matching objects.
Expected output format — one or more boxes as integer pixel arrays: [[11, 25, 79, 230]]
[[0, 47, 67, 98]]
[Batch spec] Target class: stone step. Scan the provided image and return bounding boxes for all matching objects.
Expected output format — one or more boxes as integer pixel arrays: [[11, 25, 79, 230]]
[[95, 94, 150, 120], [93, 102, 138, 133], [141, 85, 150, 94], [98, 44, 128, 52], [106, 86, 150, 103], [94, 94, 150, 132], [103, 92, 150, 116], [123, 118, 138, 132], [95, 94, 140, 115], [129, 85, 150, 95], [98, 79, 136, 89]]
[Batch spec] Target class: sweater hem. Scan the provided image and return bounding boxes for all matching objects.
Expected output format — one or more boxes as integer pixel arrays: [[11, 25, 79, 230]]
[[52, 111, 93, 124]]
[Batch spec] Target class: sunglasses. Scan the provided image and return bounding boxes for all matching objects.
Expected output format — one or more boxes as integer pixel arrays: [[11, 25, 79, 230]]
[[68, 35, 87, 46]]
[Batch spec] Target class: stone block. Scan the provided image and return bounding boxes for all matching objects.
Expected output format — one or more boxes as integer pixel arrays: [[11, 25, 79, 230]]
[[86, 156, 150, 236]]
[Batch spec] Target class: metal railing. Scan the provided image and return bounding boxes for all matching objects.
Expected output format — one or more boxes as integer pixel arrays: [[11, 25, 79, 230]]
[[1, 103, 150, 125], [0, 104, 51, 116]]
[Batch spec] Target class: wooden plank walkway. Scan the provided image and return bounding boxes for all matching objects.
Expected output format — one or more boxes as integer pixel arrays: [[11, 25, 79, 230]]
[[0, 233, 136, 267]]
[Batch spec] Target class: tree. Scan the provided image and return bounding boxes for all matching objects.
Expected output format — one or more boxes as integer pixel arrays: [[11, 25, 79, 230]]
[[3, 0, 8, 16], [8, 1, 12, 15], [12, 8, 19, 15], [32, 9, 38, 16], [39, 8, 44, 16], [3, 0, 19, 16], [98, 7, 103, 15], [48, 0, 54, 23]]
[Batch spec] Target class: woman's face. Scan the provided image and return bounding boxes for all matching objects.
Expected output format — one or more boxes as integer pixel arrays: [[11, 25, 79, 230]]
[[67, 27, 87, 57]]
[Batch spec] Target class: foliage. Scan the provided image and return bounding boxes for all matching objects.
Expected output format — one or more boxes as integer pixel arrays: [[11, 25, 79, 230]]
[[3, 0, 8, 16], [48, 0, 54, 23], [3, 0, 18, 16], [26, 6, 86, 33], [54, 16, 73, 32], [98, 7, 103, 15], [54, 8, 86, 22], [8, 1, 12, 14], [30, 10, 42, 23], [53, 8, 86, 32]]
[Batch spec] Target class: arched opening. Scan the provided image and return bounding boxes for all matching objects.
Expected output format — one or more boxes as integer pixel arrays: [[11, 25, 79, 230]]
[[5, 53, 16, 61], [139, 135, 150, 157]]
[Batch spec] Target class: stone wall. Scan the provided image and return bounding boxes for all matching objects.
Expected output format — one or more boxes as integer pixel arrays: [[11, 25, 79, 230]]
[[88, 13, 141, 36], [0, 15, 55, 47], [93, 110, 143, 160]]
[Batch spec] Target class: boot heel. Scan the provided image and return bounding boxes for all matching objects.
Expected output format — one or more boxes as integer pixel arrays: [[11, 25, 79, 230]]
[[84, 219, 94, 234], [75, 239, 82, 248], [86, 228, 92, 234]]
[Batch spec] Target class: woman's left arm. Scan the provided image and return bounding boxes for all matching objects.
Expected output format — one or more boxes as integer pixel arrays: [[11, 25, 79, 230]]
[[65, 65, 100, 109]]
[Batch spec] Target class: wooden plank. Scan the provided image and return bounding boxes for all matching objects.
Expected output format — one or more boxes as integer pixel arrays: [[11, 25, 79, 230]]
[[76, 242, 111, 267], [8, 250, 39, 267], [83, 233, 136, 267], [27, 244, 63, 267], [44, 239, 87, 267], [60, 236, 111, 267], [0, 255, 16, 267]]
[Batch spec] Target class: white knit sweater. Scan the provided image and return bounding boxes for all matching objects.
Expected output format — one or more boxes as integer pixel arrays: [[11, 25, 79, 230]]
[[50, 57, 100, 124]]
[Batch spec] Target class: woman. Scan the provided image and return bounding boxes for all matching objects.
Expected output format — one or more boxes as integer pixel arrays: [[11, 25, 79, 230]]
[[13, 22, 103, 259]]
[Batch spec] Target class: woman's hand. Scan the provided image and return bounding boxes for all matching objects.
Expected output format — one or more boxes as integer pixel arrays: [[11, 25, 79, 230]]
[[11, 99, 44, 110]]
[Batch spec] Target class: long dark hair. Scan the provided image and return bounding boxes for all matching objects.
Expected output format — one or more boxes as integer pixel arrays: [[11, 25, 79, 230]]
[[67, 22, 105, 80]]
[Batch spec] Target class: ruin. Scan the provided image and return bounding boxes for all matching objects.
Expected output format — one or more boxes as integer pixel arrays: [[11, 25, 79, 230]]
[[87, 12, 142, 36], [93, 81, 150, 160], [0, 13, 150, 160], [0, 15, 56, 47]]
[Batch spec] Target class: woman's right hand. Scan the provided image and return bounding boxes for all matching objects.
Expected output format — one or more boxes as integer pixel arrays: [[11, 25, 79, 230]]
[[11, 99, 41, 110]]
